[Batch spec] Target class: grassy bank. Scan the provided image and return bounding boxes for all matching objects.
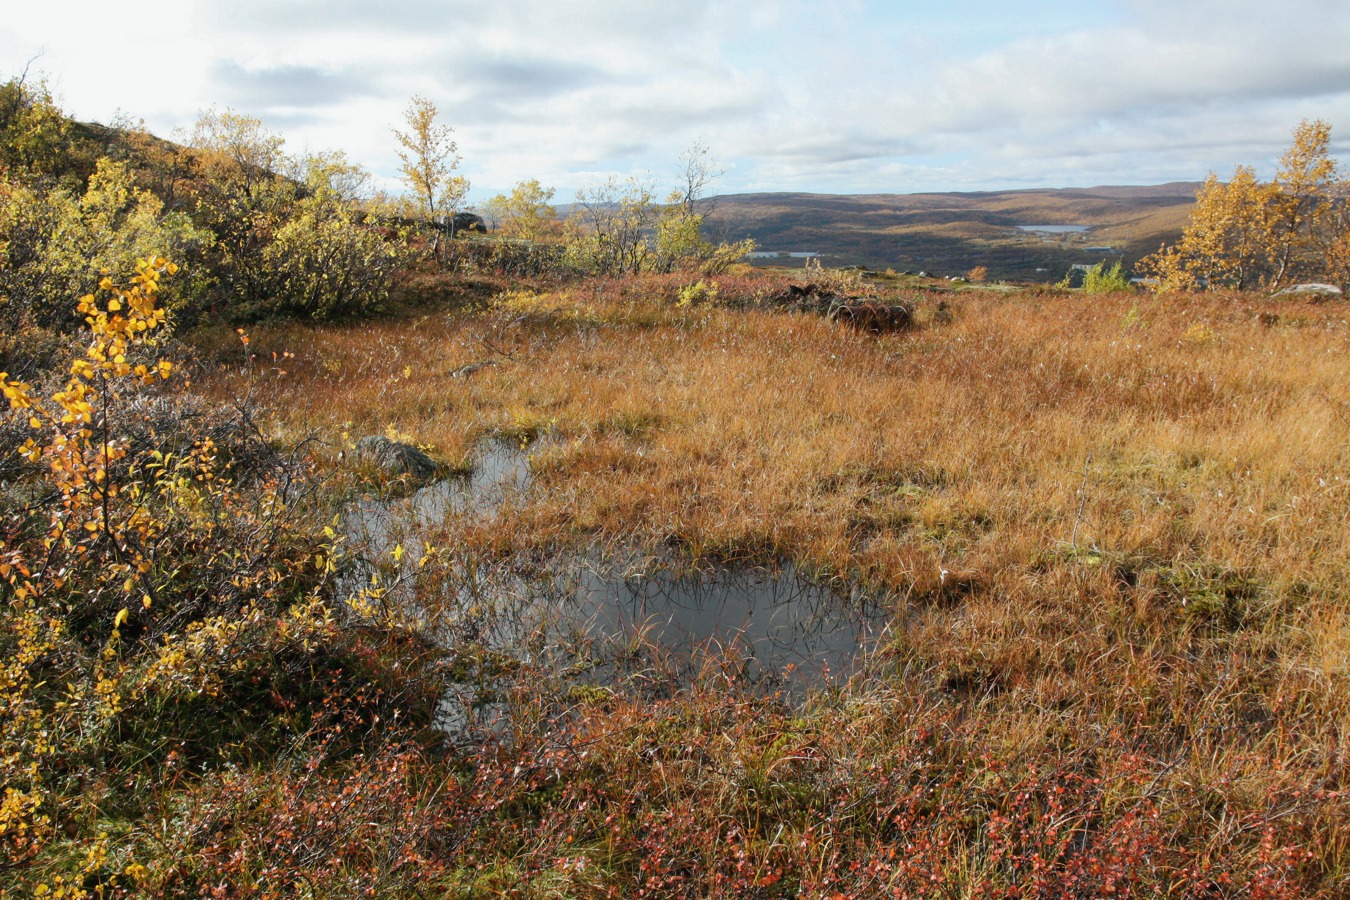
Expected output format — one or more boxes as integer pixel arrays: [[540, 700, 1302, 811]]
[[190, 275, 1350, 894], [4, 266, 1347, 896]]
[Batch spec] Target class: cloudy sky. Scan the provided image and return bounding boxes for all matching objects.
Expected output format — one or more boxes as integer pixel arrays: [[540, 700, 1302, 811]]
[[4, 0, 1349, 204]]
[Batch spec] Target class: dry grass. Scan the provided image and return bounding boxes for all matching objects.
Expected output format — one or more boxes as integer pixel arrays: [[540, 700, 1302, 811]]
[[191, 276, 1350, 895]]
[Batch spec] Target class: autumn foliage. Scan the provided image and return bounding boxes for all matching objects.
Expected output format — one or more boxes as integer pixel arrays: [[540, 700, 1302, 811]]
[[2, 72, 1349, 898], [1142, 120, 1349, 291]]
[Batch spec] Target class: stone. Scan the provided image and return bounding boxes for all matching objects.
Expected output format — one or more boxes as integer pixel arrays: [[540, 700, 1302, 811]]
[[829, 301, 912, 333], [449, 212, 488, 234], [1271, 283, 1342, 298], [355, 435, 440, 481]]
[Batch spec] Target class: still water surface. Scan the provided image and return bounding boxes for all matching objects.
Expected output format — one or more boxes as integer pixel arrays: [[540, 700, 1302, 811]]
[[344, 440, 886, 730]]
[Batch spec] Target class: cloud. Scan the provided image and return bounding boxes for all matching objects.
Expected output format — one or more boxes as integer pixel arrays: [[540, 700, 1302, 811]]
[[452, 58, 606, 105], [208, 61, 381, 110], [4, 0, 1350, 195], [711, 0, 1350, 191], [198, 0, 492, 37]]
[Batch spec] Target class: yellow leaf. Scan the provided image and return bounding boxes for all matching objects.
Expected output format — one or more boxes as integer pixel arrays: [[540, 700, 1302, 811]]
[[114, 608, 129, 629]]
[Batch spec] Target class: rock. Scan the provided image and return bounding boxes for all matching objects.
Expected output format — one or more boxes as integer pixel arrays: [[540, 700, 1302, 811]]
[[431, 212, 488, 235], [1271, 283, 1342, 298], [449, 361, 501, 379], [771, 283, 839, 312], [829, 301, 912, 333], [450, 212, 488, 234], [355, 436, 440, 481]]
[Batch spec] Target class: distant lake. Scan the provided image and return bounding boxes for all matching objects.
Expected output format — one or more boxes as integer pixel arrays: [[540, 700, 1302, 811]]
[[1016, 224, 1091, 233]]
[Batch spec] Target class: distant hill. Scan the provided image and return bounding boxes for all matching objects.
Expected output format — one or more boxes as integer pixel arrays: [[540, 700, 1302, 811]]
[[705, 184, 1201, 282]]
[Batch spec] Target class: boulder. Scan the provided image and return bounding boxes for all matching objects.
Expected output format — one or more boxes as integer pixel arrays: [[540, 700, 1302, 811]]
[[829, 301, 912, 333], [355, 436, 440, 481], [771, 283, 839, 312], [430, 212, 488, 235], [450, 212, 488, 235], [1271, 283, 1342, 299]]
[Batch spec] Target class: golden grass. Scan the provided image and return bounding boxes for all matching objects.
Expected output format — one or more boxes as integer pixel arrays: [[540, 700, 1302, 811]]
[[194, 279, 1350, 891], [200, 285, 1348, 580]]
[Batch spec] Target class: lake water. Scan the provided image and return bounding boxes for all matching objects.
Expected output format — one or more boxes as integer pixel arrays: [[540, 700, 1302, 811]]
[[558, 556, 882, 690], [1016, 224, 1091, 233]]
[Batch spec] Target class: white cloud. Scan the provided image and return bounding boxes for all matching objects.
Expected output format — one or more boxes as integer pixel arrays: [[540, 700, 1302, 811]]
[[3, 0, 1349, 196]]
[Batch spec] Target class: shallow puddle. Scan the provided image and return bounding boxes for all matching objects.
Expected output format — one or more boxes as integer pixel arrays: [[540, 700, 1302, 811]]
[[345, 438, 534, 556], [343, 439, 886, 733], [555, 559, 883, 692]]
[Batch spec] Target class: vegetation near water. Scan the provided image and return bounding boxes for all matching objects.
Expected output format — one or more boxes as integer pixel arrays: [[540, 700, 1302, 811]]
[[2, 74, 1349, 897]]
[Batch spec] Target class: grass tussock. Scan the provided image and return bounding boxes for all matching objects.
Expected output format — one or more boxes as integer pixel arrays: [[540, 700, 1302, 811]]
[[183, 277, 1350, 894], [7, 267, 1347, 896]]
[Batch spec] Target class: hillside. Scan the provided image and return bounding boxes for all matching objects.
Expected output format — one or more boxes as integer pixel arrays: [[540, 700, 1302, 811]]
[[707, 183, 1201, 281]]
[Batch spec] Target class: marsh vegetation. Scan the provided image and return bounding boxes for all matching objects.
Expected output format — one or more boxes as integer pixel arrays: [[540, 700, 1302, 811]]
[[3, 74, 1348, 897]]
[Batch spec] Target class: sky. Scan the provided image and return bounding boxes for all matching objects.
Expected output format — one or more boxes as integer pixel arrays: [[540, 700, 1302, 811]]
[[4, 0, 1350, 206]]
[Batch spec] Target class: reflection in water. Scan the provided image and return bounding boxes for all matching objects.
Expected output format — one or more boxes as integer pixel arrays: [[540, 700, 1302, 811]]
[[422, 557, 884, 740], [346, 439, 533, 558], [342, 439, 887, 736], [560, 562, 881, 690]]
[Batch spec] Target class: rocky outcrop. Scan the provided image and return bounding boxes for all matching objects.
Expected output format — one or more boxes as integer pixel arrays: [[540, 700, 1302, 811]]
[[448, 212, 488, 235], [1271, 283, 1343, 299], [768, 283, 843, 312], [355, 436, 440, 481]]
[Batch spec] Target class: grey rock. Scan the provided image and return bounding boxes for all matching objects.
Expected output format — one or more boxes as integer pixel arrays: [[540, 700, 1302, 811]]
[[450, 212, 488, 235], [1271, 283, 1342, 298], [355, 435, 440, 481], [429, 212, 488, 235]]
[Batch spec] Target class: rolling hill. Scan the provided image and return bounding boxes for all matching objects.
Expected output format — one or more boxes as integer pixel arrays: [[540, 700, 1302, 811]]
[[705, 183, 1201, 282]]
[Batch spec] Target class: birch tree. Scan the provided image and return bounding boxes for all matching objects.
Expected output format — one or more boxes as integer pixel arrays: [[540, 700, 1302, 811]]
[[393, 95, 467, 253]]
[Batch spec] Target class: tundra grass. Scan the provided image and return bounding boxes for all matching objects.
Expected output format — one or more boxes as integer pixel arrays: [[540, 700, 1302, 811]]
[[190, 280, 1350, 896]]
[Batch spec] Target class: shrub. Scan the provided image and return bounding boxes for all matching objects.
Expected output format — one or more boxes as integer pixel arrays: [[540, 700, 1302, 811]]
[[254, 203, 411, 320], [0, 160, 214, 334], [1060, 260, 1132, 293], [0, 260, 452, 894], [676, 279, 719, 306]]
